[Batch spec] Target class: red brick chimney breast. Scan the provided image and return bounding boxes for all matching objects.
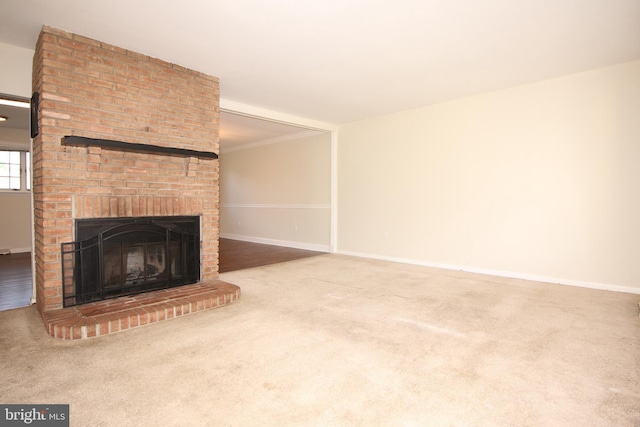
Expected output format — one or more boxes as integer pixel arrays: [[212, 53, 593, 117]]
[[32, 26, 220, 314]]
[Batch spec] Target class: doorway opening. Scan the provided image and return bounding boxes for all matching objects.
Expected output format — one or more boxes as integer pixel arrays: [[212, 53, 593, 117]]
[[0, 93, 34, 311], [218, 107, 336, 268]]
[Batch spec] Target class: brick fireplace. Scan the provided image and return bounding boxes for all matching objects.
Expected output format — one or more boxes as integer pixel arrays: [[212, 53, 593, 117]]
[[32, 26, 239, 339]]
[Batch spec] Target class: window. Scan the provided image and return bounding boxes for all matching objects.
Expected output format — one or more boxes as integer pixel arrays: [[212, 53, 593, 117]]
[[0, 150, 30, 191]]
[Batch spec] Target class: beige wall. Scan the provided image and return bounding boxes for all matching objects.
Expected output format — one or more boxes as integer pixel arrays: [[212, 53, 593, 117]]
[[337, 60, 640, 292], [220, 132, 331, 250], [0, 130, 31, 253], [0, 193, 31, 253], [0, 41, 33, 97]]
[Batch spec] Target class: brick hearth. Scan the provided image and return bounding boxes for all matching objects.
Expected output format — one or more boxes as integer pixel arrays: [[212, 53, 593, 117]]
[[42, 280, 240, 340]]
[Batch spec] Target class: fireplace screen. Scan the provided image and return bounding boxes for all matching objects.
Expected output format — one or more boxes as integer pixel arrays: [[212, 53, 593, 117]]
[[61, 216, 200, 307]]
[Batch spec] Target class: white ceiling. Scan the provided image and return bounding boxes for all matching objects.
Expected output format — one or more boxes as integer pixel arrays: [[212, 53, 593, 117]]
[[1, 0, 639, 143]]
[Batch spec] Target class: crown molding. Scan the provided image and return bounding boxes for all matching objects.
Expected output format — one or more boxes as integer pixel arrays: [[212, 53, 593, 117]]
[[221, 129, 325, 153], [220, 99, 337, 132]]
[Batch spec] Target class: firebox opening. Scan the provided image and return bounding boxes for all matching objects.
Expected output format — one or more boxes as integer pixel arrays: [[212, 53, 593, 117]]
[[62, 216, 201, 307]]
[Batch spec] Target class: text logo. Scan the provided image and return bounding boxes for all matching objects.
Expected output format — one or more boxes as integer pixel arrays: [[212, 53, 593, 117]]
[[0, 405, 69, 426]]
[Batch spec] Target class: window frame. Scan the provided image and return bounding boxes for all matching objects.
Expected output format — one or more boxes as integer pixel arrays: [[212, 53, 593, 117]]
[[0, 149, 31, 192]]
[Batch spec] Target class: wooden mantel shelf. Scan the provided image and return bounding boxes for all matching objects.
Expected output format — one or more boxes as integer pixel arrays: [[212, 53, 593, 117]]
[[62, 136, 219, 159]]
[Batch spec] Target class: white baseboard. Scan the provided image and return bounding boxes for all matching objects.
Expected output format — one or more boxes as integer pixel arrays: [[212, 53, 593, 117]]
[[220, 233, 330, 252], [336, 249, 640, 295], [0, 247, 30, 255], [11, 247, 31, 254]]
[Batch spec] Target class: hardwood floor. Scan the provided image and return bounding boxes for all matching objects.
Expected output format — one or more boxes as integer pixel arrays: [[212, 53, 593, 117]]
[[0, 240, 326, 311], [218, 238, 327, 273], [0, 252, 32, 311]]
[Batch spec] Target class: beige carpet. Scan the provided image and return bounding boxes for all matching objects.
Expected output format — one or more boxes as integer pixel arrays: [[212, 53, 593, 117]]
[[1, 254, 639, 426]]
